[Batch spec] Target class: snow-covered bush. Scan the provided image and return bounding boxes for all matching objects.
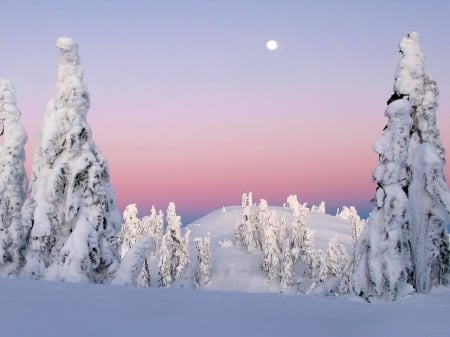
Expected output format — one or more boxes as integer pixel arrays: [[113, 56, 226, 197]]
[[0, 80, 28, 277], [21, 37, 122, 283]]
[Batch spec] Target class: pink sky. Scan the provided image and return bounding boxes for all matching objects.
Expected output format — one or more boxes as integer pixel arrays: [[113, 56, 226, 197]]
[[2, 1, 450, 222]]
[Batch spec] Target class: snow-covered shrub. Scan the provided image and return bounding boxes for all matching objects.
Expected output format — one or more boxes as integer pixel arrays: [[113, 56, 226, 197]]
[[112, 236, 154, 286], [0, 80, 28, 277]]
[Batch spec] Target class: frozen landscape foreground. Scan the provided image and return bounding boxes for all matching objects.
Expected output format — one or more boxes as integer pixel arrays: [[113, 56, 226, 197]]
[[0, 277, 449, 337]]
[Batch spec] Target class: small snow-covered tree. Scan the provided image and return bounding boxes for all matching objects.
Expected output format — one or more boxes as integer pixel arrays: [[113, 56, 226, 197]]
[[286, 195, 300, 216], [241, 193, 248, 207], [290, 205, 309, 263], [141, 206, 164, 251], [261, 211, 281, 283], [158, 236, 172, 287], [302, 228, 316, 279], [322, 236, 351, 294], [118, 204, 141, 258], [166, 202, 179, 235], [280, 238, 294, 293], [339, 206, 364, 251], [0, 80, 28, 277], [21, 37, 122, 283], [409, 144, 450, 292], [137, 259, 151, 288], [195, 234, 211, 287]]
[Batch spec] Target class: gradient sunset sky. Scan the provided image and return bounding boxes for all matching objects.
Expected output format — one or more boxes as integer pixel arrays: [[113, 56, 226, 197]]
[[1, 1, 450, 223]]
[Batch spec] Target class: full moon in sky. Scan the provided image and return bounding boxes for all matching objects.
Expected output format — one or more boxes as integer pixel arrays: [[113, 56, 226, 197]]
[[266, 40, 278, 51]]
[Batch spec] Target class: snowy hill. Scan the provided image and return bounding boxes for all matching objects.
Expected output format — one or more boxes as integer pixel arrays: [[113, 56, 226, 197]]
[[180, 205, 353, 293]]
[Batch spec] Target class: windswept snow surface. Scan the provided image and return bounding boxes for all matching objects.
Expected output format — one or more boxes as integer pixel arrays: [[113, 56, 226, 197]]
[[0, 278, 449, 337]]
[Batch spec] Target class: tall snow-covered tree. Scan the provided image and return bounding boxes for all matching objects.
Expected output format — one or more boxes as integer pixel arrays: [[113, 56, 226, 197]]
[[409, 144, 450, 292], [21, 37, 122, 283], [0, 80, 28, 277], [353, 99, 413, 301], [394, 32, 450, 292], [354, 32, 450, 300]]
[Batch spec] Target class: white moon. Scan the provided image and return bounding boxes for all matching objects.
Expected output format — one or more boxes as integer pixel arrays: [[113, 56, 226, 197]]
[[266, 40, 278, 51]]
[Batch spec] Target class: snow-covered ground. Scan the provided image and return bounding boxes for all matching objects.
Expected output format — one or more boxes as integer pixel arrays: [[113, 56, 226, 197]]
[[1, 205, 449, 337], [0, 277, 449, 337]]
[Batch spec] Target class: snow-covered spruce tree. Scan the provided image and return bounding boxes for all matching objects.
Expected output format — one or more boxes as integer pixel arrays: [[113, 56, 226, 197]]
[[118, 204, 141, 258], [290, 204, 309, 263], [352, 99, 413, 301], [0, 80, 28, 277], [338, 206, 364, 251], [140, 206, 164, 252], [158, 235, 172, 287], [280, 237, 294, 293], [261, 210, 281, 283], [302, 227, 316, 278], [159, 211, 190, 284], [322, 236, 352, 294], [409, 144, 450, 292], [166, 202, 180, 238], [194, 234, 211, 287], [21, 37, 122, 283], [392, 32, 450, 292], [234, 206, 248, 246]]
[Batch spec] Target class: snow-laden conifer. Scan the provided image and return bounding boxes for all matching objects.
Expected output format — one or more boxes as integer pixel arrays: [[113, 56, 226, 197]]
[[21, 37, 121, 283], [118, 204, 141, 258], [353, 99, 413, 301], [280, 237, 294, 293], [0, 80, 28, 277], [261, 211, 281, 282], [195, 234, 211, 287]]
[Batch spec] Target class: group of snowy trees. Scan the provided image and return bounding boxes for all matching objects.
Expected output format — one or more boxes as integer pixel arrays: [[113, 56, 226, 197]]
[[353, 32, 450, 301], [0, 38, 122, 283], [235, 195, 354, 294], [116, 202, 211, 288]]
